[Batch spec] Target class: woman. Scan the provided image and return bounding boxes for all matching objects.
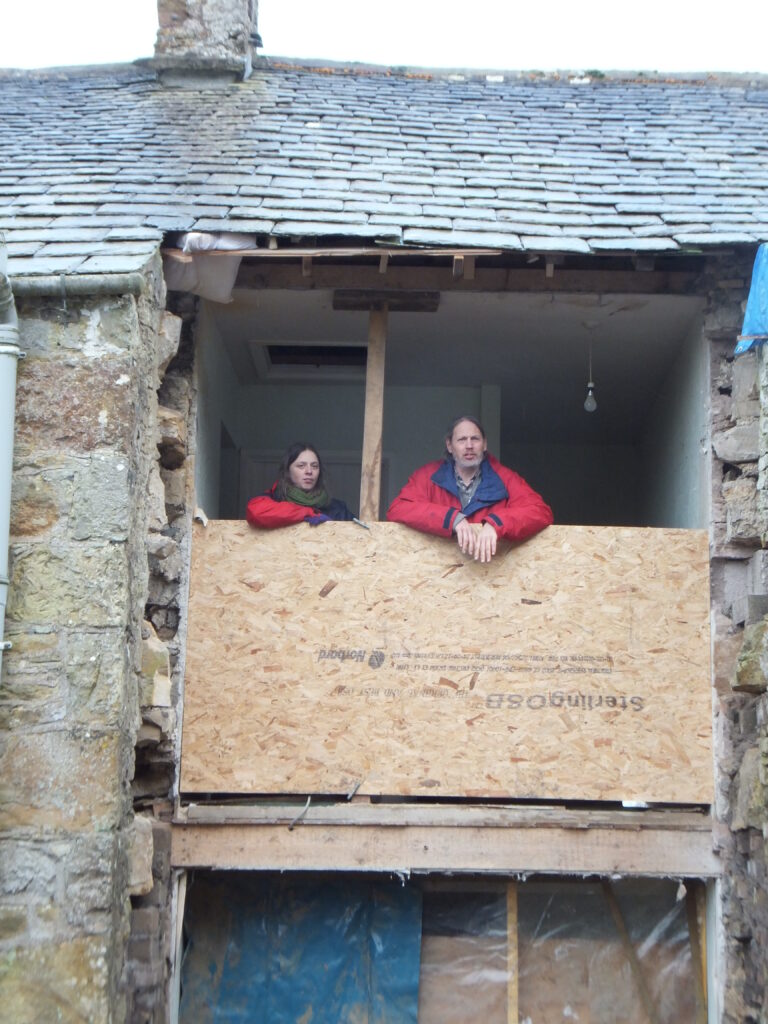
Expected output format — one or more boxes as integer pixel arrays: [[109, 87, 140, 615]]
[[246, 442, 355, 528]]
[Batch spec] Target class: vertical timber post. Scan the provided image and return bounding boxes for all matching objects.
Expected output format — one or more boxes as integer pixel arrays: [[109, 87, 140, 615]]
[[360, 303, 387, 521], [506, 882, 519, 1024]]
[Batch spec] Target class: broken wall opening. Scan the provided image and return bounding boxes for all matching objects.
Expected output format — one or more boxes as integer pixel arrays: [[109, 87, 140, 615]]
[[178, 871, 707, 1024], [191, 255, 708, 529]]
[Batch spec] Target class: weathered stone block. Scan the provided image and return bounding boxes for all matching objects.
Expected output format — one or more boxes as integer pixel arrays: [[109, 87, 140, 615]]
[[713, 611, 746, 696], [749, 551, 768, 594], [17, 296, 138, 358], [157, 406, 187, 468], [14, 357, 137, 456], [147, 532, 182, 582], [70, 455, 131, 542], [157, 311, 182, 374], [0, 937, 111, 1023], [734, 619, 768, 693], [9, 470, 65, 538], [131, 906, 160, 936], [713, 423, 760, 464], [126, 816, 154, 897], [731, 595, 768, 627], [732, 747, 766, 831], [0, 841, 59, 898], [0, 729, 123, 830], [140, 626, 170, 683], [723, 476, 763, 543], [0, 908, 27, 941], [160, 466, 188, 520], [7, 543, 129, 627], [146, 463, 169, 533], [733, 350, 759, 402]]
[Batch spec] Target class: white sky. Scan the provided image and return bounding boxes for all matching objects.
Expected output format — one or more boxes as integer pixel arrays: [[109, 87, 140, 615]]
[[1, 0, 767, 74]]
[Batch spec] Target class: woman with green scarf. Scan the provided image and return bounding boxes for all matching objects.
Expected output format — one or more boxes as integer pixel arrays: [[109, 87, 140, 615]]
[[246, 442, 355, 528]]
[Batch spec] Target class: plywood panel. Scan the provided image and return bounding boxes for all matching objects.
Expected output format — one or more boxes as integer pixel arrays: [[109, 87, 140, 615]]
[[181, 522, 712, 803]]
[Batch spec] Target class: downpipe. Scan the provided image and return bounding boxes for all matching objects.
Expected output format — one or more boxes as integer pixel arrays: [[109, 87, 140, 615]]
[[0, 242, 22, 680]]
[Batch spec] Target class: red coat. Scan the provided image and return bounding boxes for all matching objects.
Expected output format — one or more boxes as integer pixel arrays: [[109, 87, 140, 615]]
[[247, 486, 354, 529], [386, 455, 552, 542]]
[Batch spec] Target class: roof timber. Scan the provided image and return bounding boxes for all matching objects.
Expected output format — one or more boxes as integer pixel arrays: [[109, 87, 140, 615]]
[[233, 260, 700, 294]]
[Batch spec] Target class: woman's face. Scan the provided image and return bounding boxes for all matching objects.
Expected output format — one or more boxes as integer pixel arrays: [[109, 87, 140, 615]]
[[288, 449, 320, 491]]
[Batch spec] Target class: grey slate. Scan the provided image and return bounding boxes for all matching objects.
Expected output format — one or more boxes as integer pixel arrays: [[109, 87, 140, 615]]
[[0, 61, 767, 276]]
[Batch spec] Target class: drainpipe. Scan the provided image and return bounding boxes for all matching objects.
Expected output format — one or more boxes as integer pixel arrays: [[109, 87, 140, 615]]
[[0, 239, 21, 679]]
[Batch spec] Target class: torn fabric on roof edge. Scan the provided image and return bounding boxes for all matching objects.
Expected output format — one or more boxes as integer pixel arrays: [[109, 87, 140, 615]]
[[735, 242, 768, 355]]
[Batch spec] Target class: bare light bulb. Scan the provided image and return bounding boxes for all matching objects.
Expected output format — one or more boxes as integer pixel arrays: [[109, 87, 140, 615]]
[[584, 383, 597, 413]]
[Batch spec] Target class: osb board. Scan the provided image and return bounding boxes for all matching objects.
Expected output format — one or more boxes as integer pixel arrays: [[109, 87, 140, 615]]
[[181, 522, 712, 803]]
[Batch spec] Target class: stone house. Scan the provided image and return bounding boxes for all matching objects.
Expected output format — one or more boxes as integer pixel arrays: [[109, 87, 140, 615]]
[[1, 0, 768, 1020]]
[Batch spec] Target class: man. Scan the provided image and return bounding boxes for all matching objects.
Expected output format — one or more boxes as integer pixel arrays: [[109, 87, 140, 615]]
[[386, 415, 552, 563]]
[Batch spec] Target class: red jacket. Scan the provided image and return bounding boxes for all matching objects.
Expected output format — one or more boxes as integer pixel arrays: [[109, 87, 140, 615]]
[[386, 455, 552, 542], [247, 486, 354, 529]]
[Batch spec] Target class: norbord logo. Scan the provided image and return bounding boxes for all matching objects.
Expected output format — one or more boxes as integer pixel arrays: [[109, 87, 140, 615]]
[[317, 647, 386, 668]]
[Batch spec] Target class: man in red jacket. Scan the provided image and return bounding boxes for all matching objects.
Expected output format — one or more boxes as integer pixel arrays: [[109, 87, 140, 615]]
[[386, 415, 552, 563]]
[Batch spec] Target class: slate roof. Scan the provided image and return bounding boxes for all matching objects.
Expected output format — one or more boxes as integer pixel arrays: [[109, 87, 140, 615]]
[[1, 61, 768, 279]]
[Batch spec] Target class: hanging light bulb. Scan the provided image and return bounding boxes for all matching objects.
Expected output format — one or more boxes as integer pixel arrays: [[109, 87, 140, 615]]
[[583, 340, 597, 413]]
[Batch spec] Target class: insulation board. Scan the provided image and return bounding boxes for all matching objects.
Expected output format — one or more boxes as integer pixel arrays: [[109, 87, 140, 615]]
[[180, 522, 712, 803]]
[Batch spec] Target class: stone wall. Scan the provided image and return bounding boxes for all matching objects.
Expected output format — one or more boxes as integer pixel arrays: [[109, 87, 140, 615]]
[[0, 257, 169, 1022], [155, 0, 258, 62], [121, 292, 197, 1024], [706, 251, 768, 1024]]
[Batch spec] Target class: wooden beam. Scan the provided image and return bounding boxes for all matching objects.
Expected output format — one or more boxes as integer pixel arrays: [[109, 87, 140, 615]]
[[182, 802, 713, 831], [506, 883, 519, 1024], [301, 255, 312, 278], [359, 305, 387, 521], [453, 255, 465, 280], [235, 263, 698, 294], [171, 823, 721, 877], [378, 252, 389, 275], [333, 289, 439, 312]]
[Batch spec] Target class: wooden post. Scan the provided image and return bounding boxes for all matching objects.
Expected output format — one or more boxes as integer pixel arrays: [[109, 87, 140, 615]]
[[686, 884, 708, 1024], [506, 882, 519, 1024], [359, 303, 387, 521]]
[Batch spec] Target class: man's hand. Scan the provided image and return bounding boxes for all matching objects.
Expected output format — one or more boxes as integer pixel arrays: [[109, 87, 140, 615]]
[[455, 520, 498, 562]]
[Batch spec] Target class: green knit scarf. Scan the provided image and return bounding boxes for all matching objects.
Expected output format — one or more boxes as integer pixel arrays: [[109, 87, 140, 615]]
[[284, 484, 330, 509]]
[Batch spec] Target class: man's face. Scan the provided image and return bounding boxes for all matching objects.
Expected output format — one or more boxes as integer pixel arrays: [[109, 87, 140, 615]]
[[446, 420, 487, 472]]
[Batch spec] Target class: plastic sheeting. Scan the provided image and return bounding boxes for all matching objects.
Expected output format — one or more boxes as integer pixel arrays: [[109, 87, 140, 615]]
[[180, 874, 704, 1023], [180, 873, 422, 1023], [163, 232, 258, 304], [419, 880, 701, 1023], [736, 242, 768, 354]]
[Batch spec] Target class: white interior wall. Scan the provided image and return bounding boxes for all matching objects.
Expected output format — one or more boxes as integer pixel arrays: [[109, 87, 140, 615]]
[[194, 306, 242, 518], [641, 317, 708, 528], [503, 442, 641, 525]]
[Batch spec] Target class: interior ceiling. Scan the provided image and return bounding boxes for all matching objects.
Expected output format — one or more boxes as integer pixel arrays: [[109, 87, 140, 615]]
[[213, 287, 703, 445]]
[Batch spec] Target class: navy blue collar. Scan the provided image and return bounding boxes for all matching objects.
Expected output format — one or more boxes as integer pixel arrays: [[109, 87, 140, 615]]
[[431, 457, 509, 517]]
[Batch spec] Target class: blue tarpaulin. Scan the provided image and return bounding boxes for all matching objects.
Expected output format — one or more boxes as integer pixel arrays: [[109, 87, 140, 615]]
[[735, 243, 768, 355], [180, 873, 422, 1023]]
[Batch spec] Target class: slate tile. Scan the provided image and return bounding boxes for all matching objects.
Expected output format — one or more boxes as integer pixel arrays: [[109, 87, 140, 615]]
[[521, 235, 592, 253], [371, 214, 452, 229], [272, 221, 402, 241], [8, 253, 86, 275], [587, 237, 680, 251], [192, 218, 275, 233], [78, 252, 155, 273], [403, 227, 522, 250]]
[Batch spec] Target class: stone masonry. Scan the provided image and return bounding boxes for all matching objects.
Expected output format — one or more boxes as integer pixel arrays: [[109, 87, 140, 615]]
[[706, 253, 768, 1024], [0, 255, 172, 1022]]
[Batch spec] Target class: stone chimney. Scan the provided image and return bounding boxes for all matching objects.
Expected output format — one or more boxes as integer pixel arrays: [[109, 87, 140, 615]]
[[150, 0, 260, 84]]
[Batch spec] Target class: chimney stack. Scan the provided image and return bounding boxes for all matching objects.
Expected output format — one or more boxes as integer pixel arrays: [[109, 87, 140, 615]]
[[151, 0, 260, 84]]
